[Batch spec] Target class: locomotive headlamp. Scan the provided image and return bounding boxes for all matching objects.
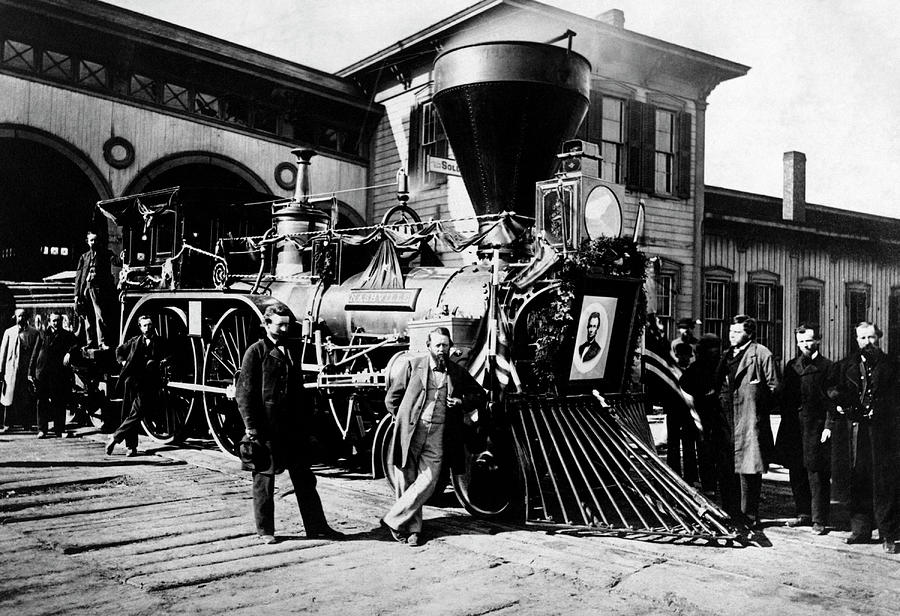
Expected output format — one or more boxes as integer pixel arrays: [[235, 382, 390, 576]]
[[583, 185, 622, 239], [535, 140, 624, 249]]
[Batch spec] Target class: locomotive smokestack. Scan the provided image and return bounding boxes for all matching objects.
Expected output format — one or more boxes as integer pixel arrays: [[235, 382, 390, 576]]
[[292, 148, 316, 204], [432, 42, 591, 249]]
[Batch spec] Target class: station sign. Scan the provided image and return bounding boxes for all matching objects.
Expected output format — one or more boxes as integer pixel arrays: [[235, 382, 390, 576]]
[[427, 156, 461, 177]]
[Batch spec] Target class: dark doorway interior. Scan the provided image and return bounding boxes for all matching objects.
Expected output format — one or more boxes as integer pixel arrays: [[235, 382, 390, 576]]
[[0, 139, 100, 281]]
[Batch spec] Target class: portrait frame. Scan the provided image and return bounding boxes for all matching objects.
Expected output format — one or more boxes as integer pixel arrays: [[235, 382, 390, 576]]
[[559, 276, 641, 396]]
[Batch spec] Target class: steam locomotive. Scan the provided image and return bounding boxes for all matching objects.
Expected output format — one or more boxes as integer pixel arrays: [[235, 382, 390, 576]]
[[87, 42, 735, 539]]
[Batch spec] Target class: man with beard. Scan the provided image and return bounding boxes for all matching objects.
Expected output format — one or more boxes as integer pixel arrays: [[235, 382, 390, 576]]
[[716, 315, 780, 529], [0, 309, 40, 431], [826, 322, 900, 553], [29, 311, 79, 438], [236, 304, 342, 545], [381, 327, 485, 547], [577, 312, 602, 363], [74, 231, 118, 350], [776, 324, 833, 534]]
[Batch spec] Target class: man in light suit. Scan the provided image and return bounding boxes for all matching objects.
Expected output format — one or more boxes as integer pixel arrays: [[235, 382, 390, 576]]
[[0, 309, 40, 431], [381, 327, 485, 547]]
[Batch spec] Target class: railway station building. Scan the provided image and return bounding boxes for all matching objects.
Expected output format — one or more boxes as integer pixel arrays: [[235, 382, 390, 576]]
[[2, 0, 900, 362]]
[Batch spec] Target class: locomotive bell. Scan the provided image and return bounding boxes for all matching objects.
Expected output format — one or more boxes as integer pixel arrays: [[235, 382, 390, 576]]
[[432, 42, 591, 253], [273, 149, 330, 277]]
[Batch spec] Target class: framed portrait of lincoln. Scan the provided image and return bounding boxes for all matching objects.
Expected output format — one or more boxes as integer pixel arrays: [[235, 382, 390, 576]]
[[562, 277, 641, 395]]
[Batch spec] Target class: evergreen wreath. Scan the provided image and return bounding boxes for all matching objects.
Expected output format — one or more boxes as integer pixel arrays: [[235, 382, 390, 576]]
[[528, 236, 648, 394]]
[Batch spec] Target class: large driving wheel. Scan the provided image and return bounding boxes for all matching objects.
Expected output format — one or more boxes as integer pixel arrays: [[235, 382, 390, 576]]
[[450, 425, 523, 520], [128, 307, 200, 444], [203, 307, 263, 457]]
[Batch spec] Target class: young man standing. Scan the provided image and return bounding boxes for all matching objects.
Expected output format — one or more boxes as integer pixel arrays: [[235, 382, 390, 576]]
[[776, 325, 833, 534], [29, 311, 79, 438], [236, 304, 342, 545]]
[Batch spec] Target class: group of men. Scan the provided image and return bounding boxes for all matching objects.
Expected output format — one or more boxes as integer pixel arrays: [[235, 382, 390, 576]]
[[0, 231, 120, 438], [235, 305, 485, 547], [674, 316, 900, 554]]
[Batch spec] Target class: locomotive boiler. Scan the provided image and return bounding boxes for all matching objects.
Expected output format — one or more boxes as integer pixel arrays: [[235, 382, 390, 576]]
[[94, 41, 737, 540]]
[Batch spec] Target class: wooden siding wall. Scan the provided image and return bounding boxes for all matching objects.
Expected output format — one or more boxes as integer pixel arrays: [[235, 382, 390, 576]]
[[704, 232, 900, 361], [369, 69, 700, 287]]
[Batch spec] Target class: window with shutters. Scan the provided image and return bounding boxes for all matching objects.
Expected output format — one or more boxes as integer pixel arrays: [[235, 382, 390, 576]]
[[703, 267, 737, 341], [627, 101, 692, 199], [600, 97, 625, 183], [846, 282, 870, 351], [746, 271, 783, 356], [797, 278, 824, 330], [409, 100, 451, 188], [657, 274, 675, 341], [654, 258, 682, 341], [654, 109, 675, 194]]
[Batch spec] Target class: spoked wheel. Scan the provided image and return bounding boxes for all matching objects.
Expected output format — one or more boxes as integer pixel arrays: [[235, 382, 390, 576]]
[[128, 307, 200, 444], [203, 307, 263, 457], [450, 427, 522, 520], [71, 370, 118, 431]]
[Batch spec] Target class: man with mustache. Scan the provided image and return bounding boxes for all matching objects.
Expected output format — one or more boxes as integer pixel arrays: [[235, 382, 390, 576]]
[[381, 327, 485, 547], [29, 311, 79, 438], [0, 309, 39, 432], [827, 322, 900, 554]]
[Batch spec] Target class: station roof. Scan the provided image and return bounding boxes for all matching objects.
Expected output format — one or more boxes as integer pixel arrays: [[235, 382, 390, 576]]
[[705, 186, 900, 246]]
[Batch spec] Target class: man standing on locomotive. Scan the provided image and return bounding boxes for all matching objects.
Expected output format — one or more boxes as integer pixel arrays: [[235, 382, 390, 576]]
[[236, 304, 343, 545], [74, 230, 118, 350], [381, 327, 485, 547], [106, 315, 169, 457]]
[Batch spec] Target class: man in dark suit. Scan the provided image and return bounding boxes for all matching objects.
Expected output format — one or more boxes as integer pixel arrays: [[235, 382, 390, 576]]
[[29, 311, 79, 438], [776, 324, 833, 534], [382, 327, 485, 547], [827, 322, 900, 554], [716, 315, 780, 529], [577, 312, 602, 363], [74, 231, 118, 349], [105, 314, 168, 457], [236, 304, 341, 545]]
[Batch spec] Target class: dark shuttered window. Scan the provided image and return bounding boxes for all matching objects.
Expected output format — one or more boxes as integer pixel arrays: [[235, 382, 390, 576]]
[[626, 100, 691, 198]]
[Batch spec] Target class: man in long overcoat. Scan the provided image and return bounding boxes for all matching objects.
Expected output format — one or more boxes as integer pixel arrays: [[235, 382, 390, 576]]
[[0, 309, 39, 431], [776, 324, 833, 533], [29, 311, 79, 438], [717, 315, 780, 528], [236, 304, 341, 544], [382, 327, 485, 547], [826, 322, 900, 554]]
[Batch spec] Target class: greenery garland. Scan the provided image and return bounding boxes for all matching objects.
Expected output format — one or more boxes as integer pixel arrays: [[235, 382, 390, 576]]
[[529, 236, 648, 394]]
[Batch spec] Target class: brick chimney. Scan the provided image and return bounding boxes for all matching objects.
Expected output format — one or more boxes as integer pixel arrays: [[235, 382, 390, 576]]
[[783, 151, 806, 223], [596, 9, 625, 28]]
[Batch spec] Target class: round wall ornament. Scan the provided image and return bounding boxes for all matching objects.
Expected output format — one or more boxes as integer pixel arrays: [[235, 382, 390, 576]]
[[274, 161, 297, 190], [102, 136, 135, 169]]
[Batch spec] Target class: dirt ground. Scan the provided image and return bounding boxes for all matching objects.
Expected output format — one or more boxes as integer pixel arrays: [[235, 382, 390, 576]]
[[0, 426, 898, 616]]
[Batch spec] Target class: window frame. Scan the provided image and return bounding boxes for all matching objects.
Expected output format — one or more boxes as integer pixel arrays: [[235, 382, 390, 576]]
[[702, 266, 737, 342]]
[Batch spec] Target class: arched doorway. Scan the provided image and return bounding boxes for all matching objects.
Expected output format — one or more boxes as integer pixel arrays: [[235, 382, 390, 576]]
[[0, 126, 110, 281]]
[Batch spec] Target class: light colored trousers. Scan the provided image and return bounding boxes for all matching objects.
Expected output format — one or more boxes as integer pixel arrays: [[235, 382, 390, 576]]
[[384, 418, 444, 534]]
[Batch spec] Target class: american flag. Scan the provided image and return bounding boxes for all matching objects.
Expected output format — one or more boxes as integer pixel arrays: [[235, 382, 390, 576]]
[[642, 313, 702, 432], [468, 294, 521, 393]]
